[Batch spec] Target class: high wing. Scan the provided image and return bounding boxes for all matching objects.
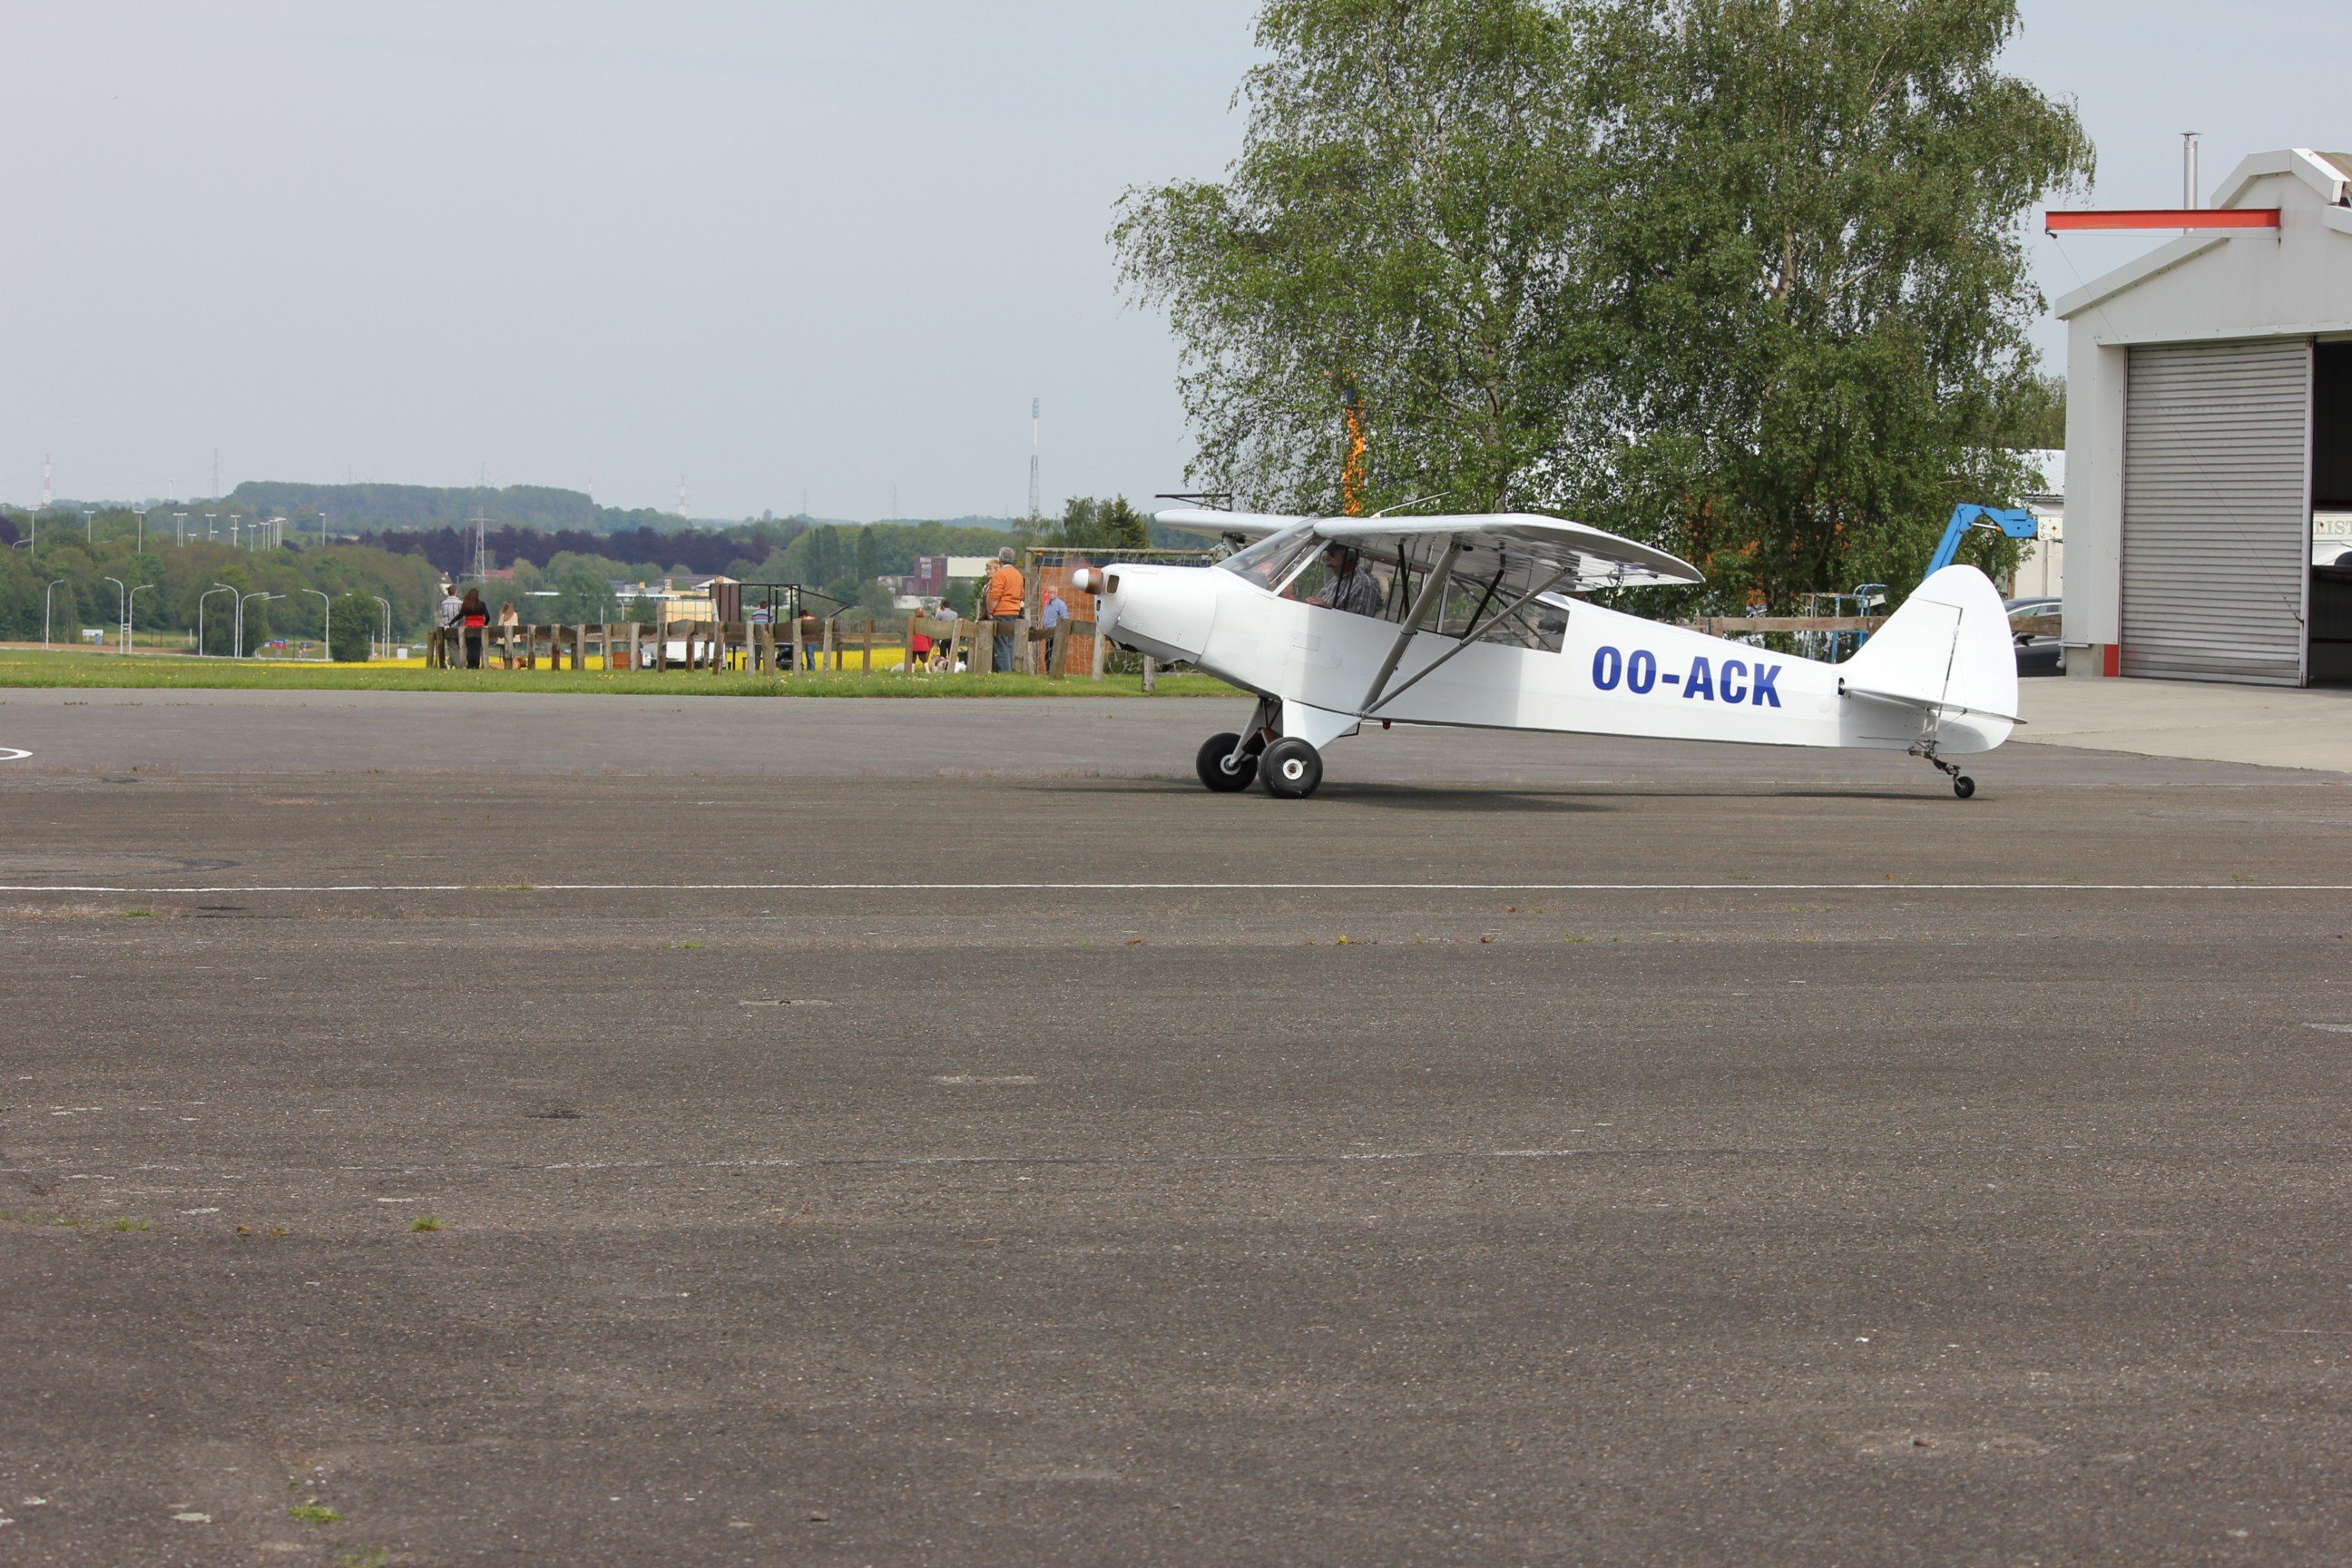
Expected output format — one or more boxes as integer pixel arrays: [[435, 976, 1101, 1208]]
[[1151, 507, 1308, 542], [1314, 512, 1703, 593]]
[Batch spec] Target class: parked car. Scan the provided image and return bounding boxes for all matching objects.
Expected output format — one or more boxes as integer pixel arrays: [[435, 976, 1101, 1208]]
[[2004, 596, 2063, 677]]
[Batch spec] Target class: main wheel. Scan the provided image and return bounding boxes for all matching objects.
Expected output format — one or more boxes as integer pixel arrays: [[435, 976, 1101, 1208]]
[[1953, 774, 1975, 799], [1259, 737, 1323, 799], [1196, 732, 1259, 793]]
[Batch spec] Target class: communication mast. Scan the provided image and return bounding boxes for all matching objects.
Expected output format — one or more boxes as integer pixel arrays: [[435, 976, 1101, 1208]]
[[470, 501, 489, 583], [1027, 398, 1041, 520], [41, 454, 52, 512]]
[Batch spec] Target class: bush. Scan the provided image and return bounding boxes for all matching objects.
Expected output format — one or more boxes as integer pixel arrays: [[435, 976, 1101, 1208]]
[[329, 595, 374, 662]]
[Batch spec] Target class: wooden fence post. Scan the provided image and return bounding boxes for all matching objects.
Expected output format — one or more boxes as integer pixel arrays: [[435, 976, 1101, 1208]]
[[862, 618, 875, 674], [822, 617, 837, 672], [1142, 654, 1157, 694], [1090, 623, 1108, 681]]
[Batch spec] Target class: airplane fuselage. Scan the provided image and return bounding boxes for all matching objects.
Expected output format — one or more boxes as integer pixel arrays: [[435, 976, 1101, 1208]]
[[1099, 562, 2010, 755]]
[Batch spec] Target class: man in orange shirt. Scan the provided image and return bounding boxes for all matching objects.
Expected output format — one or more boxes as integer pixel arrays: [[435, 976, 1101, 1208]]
[[984, 547, 1024, 672]]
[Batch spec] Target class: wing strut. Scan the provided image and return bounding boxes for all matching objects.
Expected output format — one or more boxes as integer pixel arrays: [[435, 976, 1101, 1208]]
[[1364, 566, 1572, 716], [1359, 535, 1463, 713]]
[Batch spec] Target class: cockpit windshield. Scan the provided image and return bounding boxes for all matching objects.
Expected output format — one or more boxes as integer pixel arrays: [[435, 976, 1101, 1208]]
[[1219, 523, 1403, 619], [1217, 524, 1326, 591]]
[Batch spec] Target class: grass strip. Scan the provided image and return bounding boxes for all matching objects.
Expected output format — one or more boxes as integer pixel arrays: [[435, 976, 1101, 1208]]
[[0, 652, 1237, 699]]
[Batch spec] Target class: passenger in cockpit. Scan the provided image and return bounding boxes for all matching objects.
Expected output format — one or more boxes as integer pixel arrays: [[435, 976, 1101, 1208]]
[[1307, 543, 1383, 618]]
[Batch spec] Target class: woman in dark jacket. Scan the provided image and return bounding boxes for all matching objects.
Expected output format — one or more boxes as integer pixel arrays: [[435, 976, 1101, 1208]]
[[459, 588, 489, 669]]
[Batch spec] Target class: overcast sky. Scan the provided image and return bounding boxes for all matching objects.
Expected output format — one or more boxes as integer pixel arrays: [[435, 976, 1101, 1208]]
[[5, 2, 2341, 517]]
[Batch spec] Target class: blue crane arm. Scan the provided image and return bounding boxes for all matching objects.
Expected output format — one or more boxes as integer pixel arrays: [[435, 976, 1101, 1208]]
[[1926, 504, 2040, 576]]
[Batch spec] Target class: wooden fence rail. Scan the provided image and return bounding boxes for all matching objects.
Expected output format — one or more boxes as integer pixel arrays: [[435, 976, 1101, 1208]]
[[1674, 613, 2058, 638]]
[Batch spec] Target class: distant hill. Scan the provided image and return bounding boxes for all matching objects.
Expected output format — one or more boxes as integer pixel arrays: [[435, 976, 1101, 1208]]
[[226, 482, 1027, 535], [227, 481, 681, 534]]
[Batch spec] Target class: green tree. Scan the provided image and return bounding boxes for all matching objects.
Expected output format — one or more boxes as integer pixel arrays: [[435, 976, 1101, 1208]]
[[1578, 0, 2092, 603], [1116, 0, 2090, 603], [1049, 496, 1152, 550], [803, 525, 843, 586], [1115, 0, 1603, 517], [329, 594, 374, 662], [547, 565, 619, 622]]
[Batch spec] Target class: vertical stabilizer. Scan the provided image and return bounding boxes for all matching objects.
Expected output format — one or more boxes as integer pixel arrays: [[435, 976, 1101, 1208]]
[[1838, 565, 2020, 746]]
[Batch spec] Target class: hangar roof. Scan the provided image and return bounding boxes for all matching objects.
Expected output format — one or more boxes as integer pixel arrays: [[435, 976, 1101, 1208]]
[[2054, 148, 2352, 340]]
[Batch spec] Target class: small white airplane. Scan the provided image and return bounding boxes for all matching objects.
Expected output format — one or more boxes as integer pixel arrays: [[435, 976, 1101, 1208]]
[[1068, 508, 2020, 799]]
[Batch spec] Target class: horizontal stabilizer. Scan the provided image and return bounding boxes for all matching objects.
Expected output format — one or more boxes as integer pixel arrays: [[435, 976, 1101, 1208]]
[[1839, 682, 2025, 726]]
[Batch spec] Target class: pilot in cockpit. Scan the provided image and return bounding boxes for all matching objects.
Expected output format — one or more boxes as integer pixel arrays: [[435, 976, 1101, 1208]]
[[1307, 542, 1384, 618]]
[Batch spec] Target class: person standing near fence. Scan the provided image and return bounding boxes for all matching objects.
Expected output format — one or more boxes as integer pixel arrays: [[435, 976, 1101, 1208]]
[[435, 581, 463, 668], [1039, 585, 1069, 674], [984, 547, 1024, 673], [459, 588, 490, 670]]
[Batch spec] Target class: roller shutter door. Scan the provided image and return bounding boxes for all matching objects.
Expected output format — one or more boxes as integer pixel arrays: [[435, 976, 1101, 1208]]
[[2122, 338, 2311, 683]]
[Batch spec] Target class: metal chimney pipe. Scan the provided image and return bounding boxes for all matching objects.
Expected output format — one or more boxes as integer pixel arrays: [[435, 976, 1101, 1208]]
[[2182, 132, 2200, 208]]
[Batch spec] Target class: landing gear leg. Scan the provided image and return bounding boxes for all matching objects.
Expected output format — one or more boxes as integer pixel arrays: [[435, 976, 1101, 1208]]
[[1917, 747, 1975, 799], [1196, 696, 1279, 794]]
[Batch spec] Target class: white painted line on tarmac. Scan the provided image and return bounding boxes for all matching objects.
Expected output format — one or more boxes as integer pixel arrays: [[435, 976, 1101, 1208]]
[[7, 1138, 2349, 1182], [0, 879, 2348, 895], [0, 748, 30, 761]]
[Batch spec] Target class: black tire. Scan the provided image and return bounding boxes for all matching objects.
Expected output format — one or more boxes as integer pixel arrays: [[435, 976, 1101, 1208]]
[[1259, 737, 1323, 799], [1953, 774, 1975, 799], [1196, 732, 1259, 793]]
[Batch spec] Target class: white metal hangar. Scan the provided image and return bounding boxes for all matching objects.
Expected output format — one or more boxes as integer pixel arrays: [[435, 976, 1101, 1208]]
[[2056, 148, 2352, 685]]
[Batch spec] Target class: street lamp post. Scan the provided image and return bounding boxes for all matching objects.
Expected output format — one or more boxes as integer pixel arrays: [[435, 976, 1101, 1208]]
[[83, 508, 94, 543], [237, 591, 279, 658], [300, 587, 329, 661], [199, 583, 235, 656], [369, 595, 393, 662], [44, 579, 67, 648], [101, 576, 126, 652], [174, 512, 188, 546], [128, 583, 156, 653]]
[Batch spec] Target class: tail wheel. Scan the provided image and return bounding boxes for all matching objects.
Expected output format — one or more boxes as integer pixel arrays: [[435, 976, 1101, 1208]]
[[1259, 738, 1323, 799], [1195, 732, 1259, 793]]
